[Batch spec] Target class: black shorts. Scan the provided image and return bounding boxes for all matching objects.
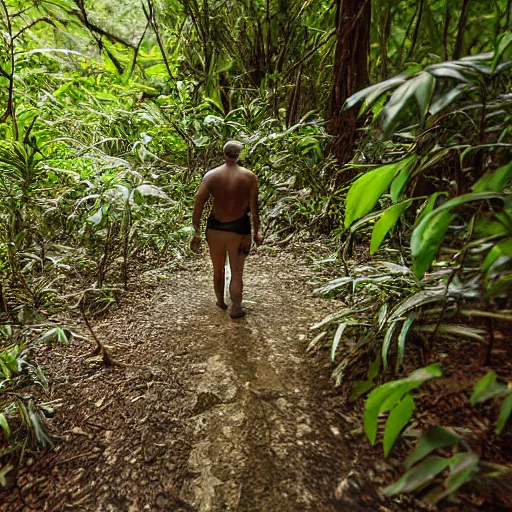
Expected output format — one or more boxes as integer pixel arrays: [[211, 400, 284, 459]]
[[206, 213, 251, 236]]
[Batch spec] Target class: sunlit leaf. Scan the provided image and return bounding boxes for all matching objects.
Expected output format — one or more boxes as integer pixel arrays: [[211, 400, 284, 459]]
[[344, 156, 415, 228], [370, 201, 411, 254], [384, 394, 415, 457]]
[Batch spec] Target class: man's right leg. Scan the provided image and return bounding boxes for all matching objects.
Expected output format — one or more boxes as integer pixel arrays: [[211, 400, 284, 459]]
[[226, 233, 250, 318], [206, 229, 228, 309]]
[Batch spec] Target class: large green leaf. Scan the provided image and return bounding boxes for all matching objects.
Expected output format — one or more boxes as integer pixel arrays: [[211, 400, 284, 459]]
[[383, 394, 415, 457], [344, 75, 407, 111], [370, 201, 411, 254], [473, 161, 512, 193], [411, 209, 454, 278], [413, 72, 436, 122], [364, 364, 442, 445], [380, 79, 419, 135], [383, 457, 450, 496], [411, 192, 507, 278], [344, 156, 415, 228], [429, 84, 470, 115], [404, 426, 460, 470]]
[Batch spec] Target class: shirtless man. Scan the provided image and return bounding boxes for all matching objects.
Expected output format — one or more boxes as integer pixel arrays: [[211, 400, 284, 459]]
[[191, 140, 263, 319]]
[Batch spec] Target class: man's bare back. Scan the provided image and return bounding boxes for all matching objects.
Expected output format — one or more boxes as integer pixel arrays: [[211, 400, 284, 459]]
[[191, 140, 263, 319], [202, 163, 257, 222]]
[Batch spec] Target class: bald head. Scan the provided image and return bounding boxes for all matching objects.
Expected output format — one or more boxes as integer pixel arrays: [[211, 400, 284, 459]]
[[223, 140, 243, 161]]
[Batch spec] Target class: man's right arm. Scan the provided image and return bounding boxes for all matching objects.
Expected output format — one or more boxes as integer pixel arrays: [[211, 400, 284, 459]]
[[249, 173, 263, 245]]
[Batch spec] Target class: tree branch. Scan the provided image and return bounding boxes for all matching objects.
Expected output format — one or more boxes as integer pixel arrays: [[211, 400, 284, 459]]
[[13, 17, 56, 40], [141, 0, 175, 80]]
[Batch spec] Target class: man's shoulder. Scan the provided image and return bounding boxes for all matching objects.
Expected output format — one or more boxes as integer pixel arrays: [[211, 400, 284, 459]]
[[203, 166, 223, 179], [240, 167, 257, 180]]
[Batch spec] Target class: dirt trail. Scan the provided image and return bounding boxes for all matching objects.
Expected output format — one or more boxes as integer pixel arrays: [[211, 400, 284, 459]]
[[3, 251, 378, 512]]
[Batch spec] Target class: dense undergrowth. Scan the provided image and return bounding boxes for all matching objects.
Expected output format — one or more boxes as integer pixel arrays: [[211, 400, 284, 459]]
[[1, 0, 512, 508]]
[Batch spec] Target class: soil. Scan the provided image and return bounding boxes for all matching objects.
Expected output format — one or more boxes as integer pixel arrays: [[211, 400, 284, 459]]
[[2, 247, 510, 511], [1, 249, 398, 512]]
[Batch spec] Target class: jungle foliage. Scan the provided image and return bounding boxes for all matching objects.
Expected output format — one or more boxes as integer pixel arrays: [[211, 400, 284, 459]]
[[0, 0, 511, 506]]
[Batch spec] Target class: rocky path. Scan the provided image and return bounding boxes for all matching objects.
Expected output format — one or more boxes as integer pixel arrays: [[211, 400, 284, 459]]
[[3, 251, 373, 512]]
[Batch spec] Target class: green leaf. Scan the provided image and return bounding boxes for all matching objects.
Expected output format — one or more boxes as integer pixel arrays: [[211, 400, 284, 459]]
[[496, 394, 512, 434], [390, 160, 415, 202], [382, 321, 399, 371], [429, 84, 469, 115], [344, 75, 407, 111], [473, 161, 512, 193], [427, 452, 480, 504], [0, 413, 11, 440], [40, 327, 70, 344], [381, 79, 419, 135], [414, 324, 486, 342], [411, 192, 507, 278], [364, 404, 380, 445], [472, 161, 512, 192], [396, 312, 419, 372], [364, 365, 442, 445], [486, 274, 512, 298], [404, 426, 460, 470], [384, 394, 415, 457], [493, 31, 512, 70], [383, 456, 450, 496], [482, 237, 512, 272], [368, 352, 381, 380], [470, 371, 509, 405], [344, 156, 415, 228], [413, 72, 436, 122], [330, 323, 347, 362], [370, 202, 411, 254], [428, 67, 470, 83], [349, 380, 375, 403], [389, 288, 445, 322], [411, 210, 454, 278]]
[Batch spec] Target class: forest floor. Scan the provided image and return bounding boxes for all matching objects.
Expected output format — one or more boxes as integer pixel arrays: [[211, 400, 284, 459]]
[[3, 246, 511, 512], [1, 246, 418, 512]]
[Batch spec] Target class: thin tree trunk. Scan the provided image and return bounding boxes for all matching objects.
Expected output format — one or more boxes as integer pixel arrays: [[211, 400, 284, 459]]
[[453, 0, 470, 60], [442, 1, 452, 60], [380, 5, 392, 80], [327, 0, 371, 168], [406, 0, 424, 62]]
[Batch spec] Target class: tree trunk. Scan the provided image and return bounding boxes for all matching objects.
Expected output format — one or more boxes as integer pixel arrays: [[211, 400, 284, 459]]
[[453, 0, 470, 59], [327, 0, 371, 167]]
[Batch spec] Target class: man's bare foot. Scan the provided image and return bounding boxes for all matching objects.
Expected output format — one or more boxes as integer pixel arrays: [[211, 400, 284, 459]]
[[216, 301, 228, 310], [230, 309, 246, 319]]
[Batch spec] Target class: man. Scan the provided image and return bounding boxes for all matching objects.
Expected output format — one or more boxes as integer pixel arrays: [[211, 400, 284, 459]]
[[191, 140, 263, 319]]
